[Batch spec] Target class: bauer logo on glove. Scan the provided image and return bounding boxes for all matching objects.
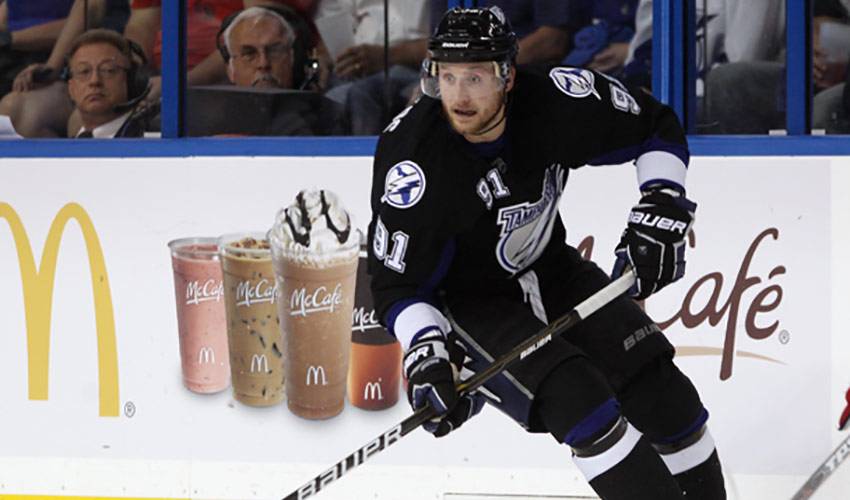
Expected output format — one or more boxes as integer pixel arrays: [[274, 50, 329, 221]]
[[627, 210, 690, 235]]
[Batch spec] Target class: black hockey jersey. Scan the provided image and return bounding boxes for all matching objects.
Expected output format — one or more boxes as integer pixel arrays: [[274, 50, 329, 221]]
[[367, 67, 689, 348]]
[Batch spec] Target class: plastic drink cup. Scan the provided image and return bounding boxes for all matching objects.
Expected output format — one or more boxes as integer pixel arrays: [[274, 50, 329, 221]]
[[348, 248, 401, 410], [271, 239, 358, 419], [169, 237, 230, 394], [269, 189, 360, 419], [220, 233, 284, 407]]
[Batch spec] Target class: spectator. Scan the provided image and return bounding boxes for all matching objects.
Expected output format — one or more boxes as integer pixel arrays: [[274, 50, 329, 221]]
[[128, 0, 325, 103], [8, 0, 129, 94], [811, 0, 850, 133], [429, 1, 573, 67], [0, 0, 67, 94], [66, 29, 151, 138], [188, 4, 344, 135], [317, 0, 429, 135], [0, 0, 129, 137], [622, 0, 652, 89], [562, 0, 639, 76], [0, 0, 314, 137], [622, 0, 788, 133], [701, 0, 786, 134], [0, 0, 129, 98], [704, 0, 850, 134], [126, 0, 247, 104], [222, 6, 307, 88]]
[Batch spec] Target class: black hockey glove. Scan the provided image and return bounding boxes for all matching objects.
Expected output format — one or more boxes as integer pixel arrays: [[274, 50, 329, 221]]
[[612, 186, 696, 300], [404, 328, 484, 437], [423, 391, 485, 437], [404, 328, 459, 417]]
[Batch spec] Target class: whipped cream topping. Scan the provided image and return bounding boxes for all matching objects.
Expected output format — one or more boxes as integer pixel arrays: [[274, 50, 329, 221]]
[[269, 189, 359, 264]]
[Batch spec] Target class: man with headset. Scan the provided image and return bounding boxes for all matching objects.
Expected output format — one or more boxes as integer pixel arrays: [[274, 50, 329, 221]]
[[221, 6, 306, 89], [66, 28, 151, 138], [203, 4, 345, 135]]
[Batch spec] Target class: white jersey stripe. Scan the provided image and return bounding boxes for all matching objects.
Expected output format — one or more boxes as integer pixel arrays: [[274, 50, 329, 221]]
[[572, 422, 642, 481], [659, 428, 717, 475], [393, 301, 451, 350]]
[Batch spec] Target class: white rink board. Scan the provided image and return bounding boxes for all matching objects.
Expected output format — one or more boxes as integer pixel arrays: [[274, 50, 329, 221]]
[[0, 155, 848, 500]]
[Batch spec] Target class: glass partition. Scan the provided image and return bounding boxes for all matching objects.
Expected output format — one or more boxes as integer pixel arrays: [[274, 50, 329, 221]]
[[695, 0, 788, 135], [0, 0, 137, 138], [185, 0, 430, 137], [0, 0, 846, 148], [811, 0, 850, 134]]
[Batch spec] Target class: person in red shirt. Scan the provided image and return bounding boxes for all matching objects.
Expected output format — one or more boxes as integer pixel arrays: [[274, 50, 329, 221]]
[[128, 0, 243, 72]]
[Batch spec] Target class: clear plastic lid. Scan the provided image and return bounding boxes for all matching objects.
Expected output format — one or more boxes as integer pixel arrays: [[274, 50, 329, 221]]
[[168, 237, 220, 261], [218, 232, 272, 260]]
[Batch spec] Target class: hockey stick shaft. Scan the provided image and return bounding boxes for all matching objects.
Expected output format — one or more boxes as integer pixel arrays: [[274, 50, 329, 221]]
[[282, 269, 636, 500], [790, 432, 850, 500]]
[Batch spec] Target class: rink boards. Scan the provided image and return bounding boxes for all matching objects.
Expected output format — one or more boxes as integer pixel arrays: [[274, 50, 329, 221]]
[[0, 155, 848, 499]]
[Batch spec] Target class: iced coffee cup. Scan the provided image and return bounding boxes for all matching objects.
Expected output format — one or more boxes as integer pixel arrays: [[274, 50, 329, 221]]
[[220, 233, 284, 407], [169, 237, 230, 394], [269, 189, 359, 420], [348, 247, 401, 410]]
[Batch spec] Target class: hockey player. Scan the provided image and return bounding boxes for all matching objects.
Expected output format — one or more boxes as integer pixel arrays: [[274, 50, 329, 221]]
[[367, 6, 725, 500]]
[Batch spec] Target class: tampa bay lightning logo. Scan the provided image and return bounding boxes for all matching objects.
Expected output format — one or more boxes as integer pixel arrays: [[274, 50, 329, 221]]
[[549, 67, 602, 100], [382, 160, 426, 209], [496, 165, 566, 274]]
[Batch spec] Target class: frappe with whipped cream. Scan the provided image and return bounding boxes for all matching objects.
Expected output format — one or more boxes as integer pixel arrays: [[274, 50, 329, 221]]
[[269, 189, 360, 419], [220, 233, 284, 407]]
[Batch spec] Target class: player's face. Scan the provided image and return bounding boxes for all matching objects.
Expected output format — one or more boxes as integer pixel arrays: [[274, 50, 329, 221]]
[[227, 16, 295, 89], [67, 43, 130, 120], [438, 62, 513, 142]]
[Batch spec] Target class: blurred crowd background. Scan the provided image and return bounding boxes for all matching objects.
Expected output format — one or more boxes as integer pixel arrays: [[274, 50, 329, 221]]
[[0, 0, 846, 139]]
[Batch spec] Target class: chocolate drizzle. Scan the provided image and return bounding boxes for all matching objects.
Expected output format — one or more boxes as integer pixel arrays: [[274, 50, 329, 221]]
[[320, 190, 351, 244], [284, 191, 313, 247], [283, 190, 351, 247]]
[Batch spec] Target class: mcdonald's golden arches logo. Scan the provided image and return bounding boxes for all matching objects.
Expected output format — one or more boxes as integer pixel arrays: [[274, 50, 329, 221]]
[[1, 202, 119, 417]]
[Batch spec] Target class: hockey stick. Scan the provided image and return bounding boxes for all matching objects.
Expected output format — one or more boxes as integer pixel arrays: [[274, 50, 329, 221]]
[[790, 432, 850, 499], [282, 269, 636, 500]]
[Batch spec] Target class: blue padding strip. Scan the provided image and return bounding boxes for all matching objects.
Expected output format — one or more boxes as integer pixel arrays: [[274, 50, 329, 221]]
[[656, 408, 710, 445], [563, 398, 621, 446], [1, 135, 849, 158], [0, 137, 379, 157]]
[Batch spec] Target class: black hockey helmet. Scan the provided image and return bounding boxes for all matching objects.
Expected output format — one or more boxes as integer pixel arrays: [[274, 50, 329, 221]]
[[428, 6, 518, 63], [421, 6, 517, 99]]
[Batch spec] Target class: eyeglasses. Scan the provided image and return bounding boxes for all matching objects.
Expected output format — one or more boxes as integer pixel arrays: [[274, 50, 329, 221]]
[[233, 42, 292, 64], [69, 61, 129, 81]]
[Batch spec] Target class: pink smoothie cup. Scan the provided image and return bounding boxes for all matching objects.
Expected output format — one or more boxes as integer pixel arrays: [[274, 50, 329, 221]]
[[169, 237, 230, 394]]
